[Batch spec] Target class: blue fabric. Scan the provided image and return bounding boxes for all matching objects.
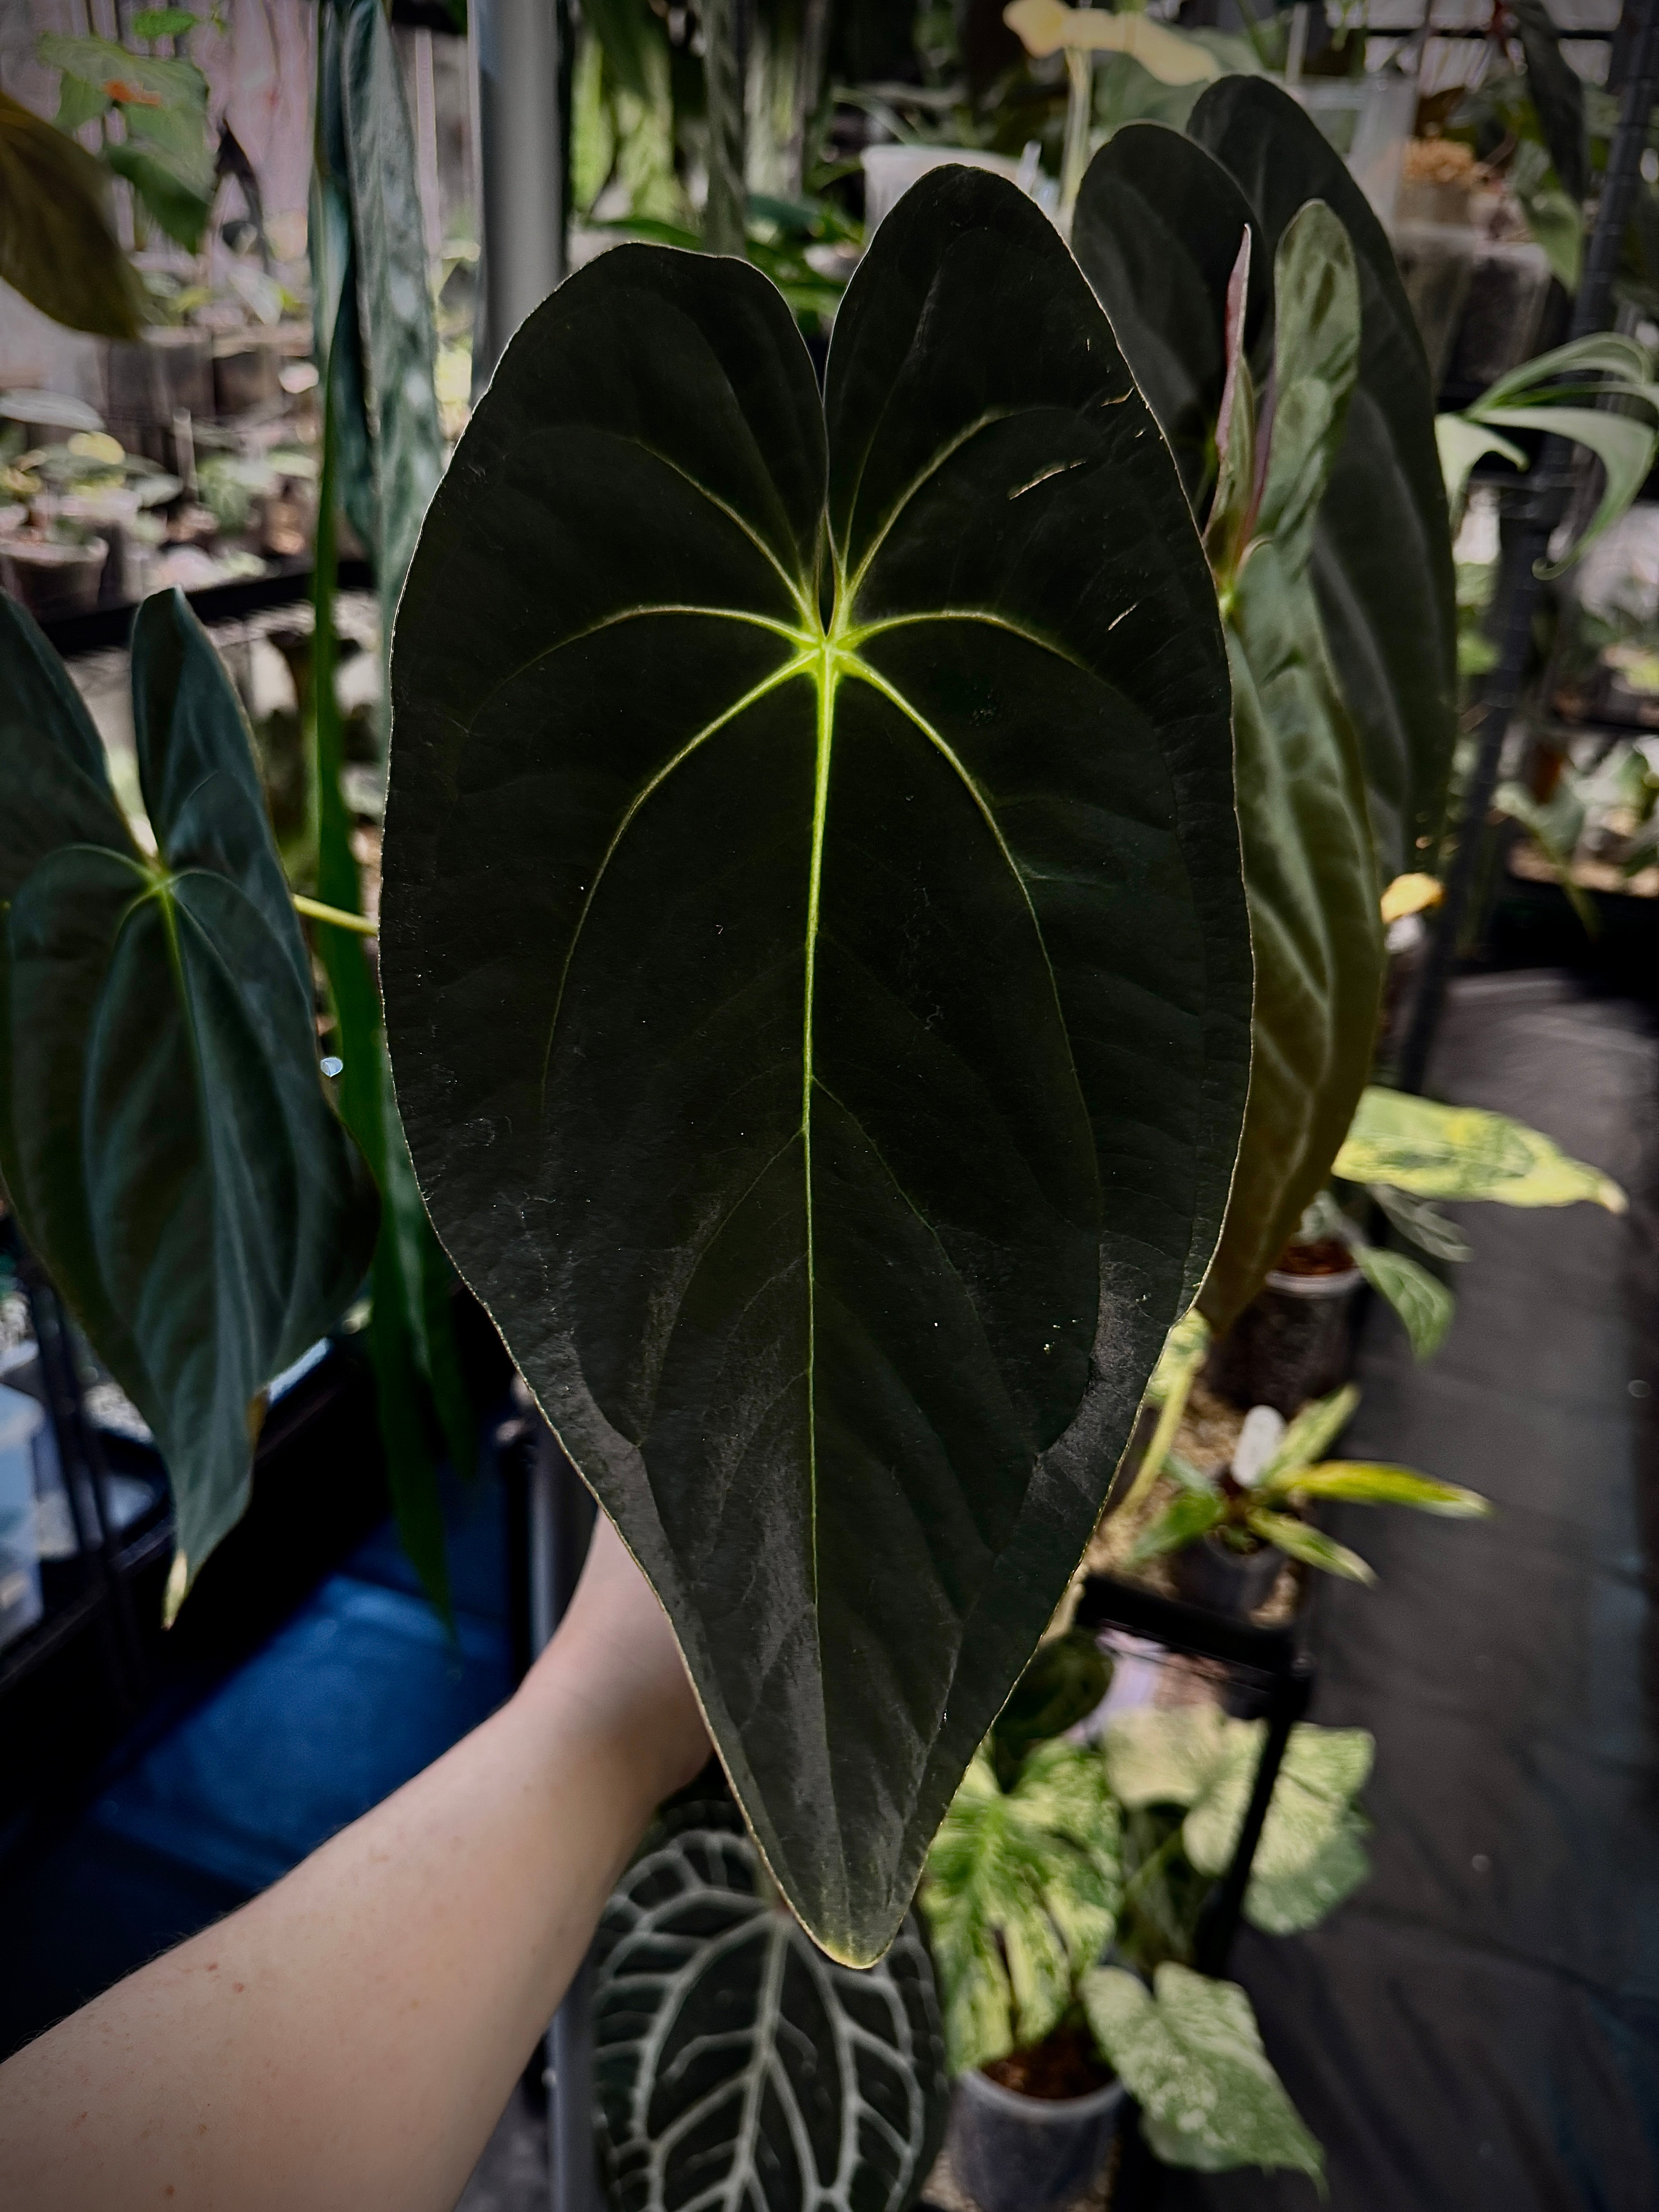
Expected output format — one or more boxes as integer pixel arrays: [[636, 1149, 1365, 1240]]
[[92, 1575, 511, 1895]]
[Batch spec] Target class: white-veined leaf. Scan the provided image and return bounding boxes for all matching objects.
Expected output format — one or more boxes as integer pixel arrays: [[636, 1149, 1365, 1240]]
[[595, 1804, 949, 2212]]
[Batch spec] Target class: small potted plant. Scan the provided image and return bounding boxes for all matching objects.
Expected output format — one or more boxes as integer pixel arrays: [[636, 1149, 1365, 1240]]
[[921, 1640, 1350, 2207], [1129, 1383, 1491, 1617]]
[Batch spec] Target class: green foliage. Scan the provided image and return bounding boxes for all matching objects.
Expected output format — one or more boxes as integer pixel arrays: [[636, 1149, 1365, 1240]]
[[1074, 96, 1409, 1337], [1200, 214, 1383, 1334], [1438, 333, 1659, 572], [991, 1630, 1113, 1791], [0, 592, 376, 1609], [1130, 1378, 1490, 1580], [306, 326, 470, 1627], [924, 1743, 1121, 2074], [381, 170, 1252, 1963], [1101, 1706, 1372, 1930], [596, 1798, 949, 2212], [312, 0, 445, 646], [37, 32, 215, 251], [1084, 1964, 1325, 2183], [1334, 1085, 1627, 1211], [1189, 78, 1457, 878], [0, 89, 149, 339], [1508, 0, 1588, 204], [1353, 1240, 1455, 1359]]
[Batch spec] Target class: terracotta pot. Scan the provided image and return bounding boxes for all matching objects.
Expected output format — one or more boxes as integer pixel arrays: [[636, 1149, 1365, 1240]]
[[946, 2065, 1125, 2212]]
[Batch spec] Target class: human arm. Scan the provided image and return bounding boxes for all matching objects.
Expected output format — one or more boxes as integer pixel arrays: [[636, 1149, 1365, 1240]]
[[0, 1509, 709, 2212]]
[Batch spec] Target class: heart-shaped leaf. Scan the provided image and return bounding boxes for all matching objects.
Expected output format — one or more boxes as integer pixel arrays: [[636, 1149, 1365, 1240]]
[[383, 170, 1252, 1961], [1084, 1963, 1324, 2180], [1189, 77, 1456, 876], [595, 1801, 948, 2212], [0, 591, 376, 1606]]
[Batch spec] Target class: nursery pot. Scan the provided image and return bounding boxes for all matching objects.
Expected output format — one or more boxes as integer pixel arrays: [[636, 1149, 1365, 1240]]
[[0, 534, 108, 620], [947, 2065, 1125, 2212], [1171, 1530, 1285, 1620], [1206, 1245, 1364, 1415]]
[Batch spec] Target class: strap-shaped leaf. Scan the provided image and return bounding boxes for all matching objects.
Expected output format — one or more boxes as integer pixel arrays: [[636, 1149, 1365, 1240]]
[[1190, 77, 1456, 876], [331, 0, 445, 619], [0, 592, 375, 1606], [383, 171, 1250, 1961], [594, 1804, 948, 2212]]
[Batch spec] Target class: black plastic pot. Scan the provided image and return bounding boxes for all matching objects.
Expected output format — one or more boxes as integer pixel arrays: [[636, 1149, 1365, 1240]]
[[1205, 1261, 1363, 1416], [946, 2065, 1125, 2212], [1171, 1531, 1285, 1620]]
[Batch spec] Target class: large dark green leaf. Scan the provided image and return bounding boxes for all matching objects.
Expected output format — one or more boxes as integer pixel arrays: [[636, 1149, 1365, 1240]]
[[0, 592, 376, 1606], [1190, 78, 1457, 875], [596, 1800, 948, 2211], [383, 171, 1251, 1961], [1072, 123, 1269, 510], [0, 89, 148, 340]]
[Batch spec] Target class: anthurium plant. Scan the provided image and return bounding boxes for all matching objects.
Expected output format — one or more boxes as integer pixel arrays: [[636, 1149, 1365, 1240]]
[[1073, 80, 1458, 1337], [1129, 1382, 1491, 1587], [380, 167, 1253, 1964], [0, 590, 376, 1607]]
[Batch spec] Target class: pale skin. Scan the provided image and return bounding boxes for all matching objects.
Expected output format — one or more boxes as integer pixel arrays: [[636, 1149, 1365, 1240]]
[[0, 1512, 711, 2212]]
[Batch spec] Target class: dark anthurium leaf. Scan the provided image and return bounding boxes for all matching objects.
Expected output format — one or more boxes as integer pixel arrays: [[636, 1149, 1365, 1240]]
[[382, 170, 1251, 1963], [0, 592, 376, 1612], [1199, 210, 1384, 1331], [594, 1795, 949, 2212], [331, 0, 445, 621], [1510, 0, 1588, 206], [1188, 77, 1456, 875], [0, 89, 149, 340], [1072, 122, 1269, 510]]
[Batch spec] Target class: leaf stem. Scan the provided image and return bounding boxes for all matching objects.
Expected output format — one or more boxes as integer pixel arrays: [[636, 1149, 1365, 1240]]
[[292, 891, 376, 935]]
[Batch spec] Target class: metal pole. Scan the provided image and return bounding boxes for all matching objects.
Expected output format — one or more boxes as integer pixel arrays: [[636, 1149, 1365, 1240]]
[[469, 0, 568, 394], [1398, 0, 1659, 1093], [529, 1418, 598, 2212], [1193, 1659, 1313, 1977]]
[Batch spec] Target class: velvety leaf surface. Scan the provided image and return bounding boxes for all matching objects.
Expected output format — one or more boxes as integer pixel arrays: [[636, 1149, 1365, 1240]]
[[382, 172, 1250, 1961], [1072, 123, 1268, 508], [1199, 539, 1382, 1328], [594, 1802, 948, 2212], [0, 593, 374, 1602], [1190, 76, 1456, 874]]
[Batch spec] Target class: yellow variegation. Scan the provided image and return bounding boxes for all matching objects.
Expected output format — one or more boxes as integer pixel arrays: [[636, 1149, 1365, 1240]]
[[1335, 1085, 1626, 1212]]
